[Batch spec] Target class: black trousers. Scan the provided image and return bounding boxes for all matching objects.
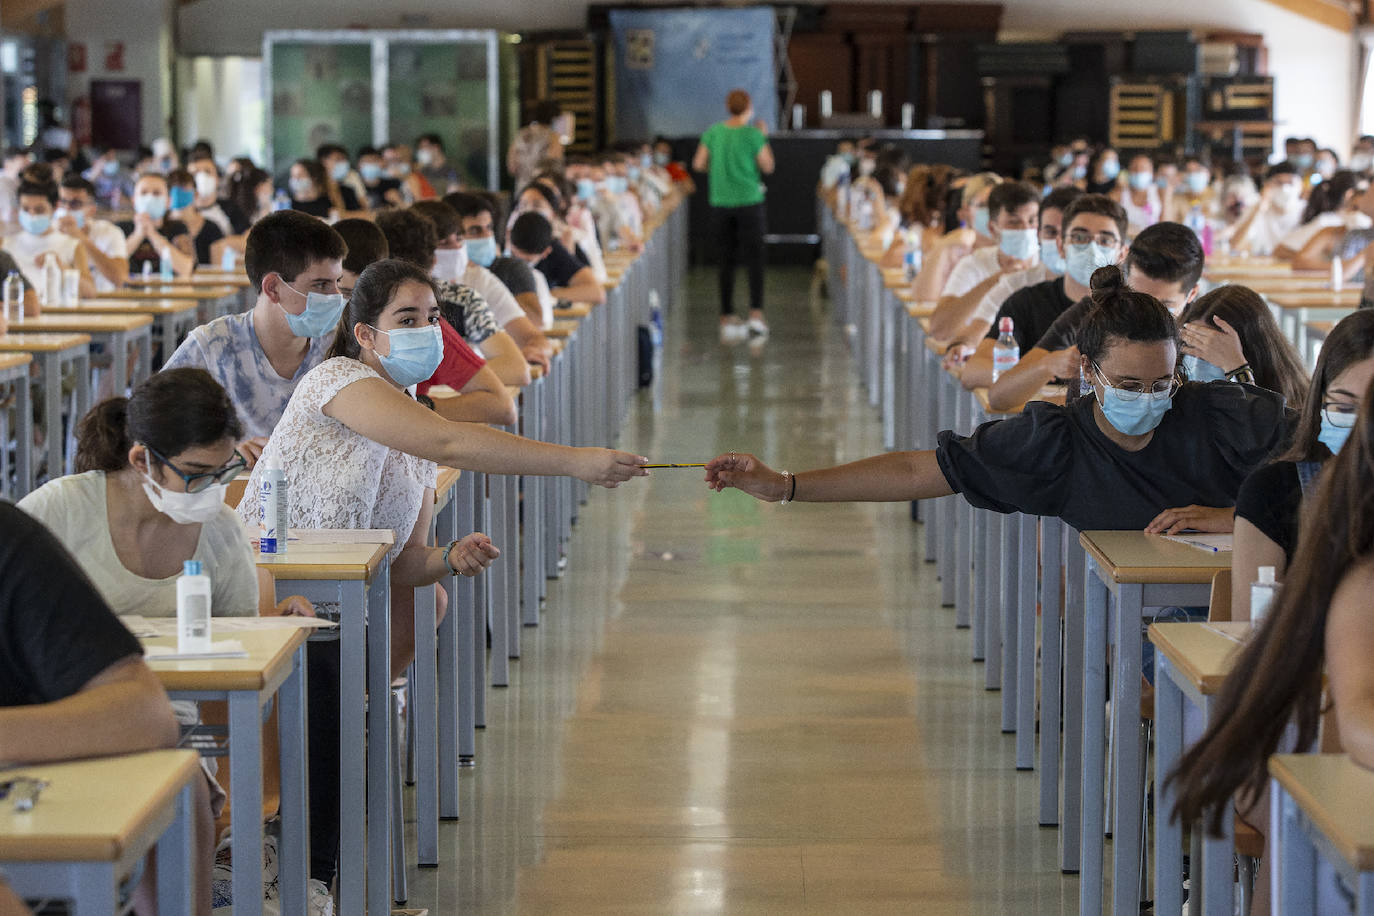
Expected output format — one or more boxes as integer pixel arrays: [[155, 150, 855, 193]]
[[713, 202, 766, 316], [306, 640, 341, 885]]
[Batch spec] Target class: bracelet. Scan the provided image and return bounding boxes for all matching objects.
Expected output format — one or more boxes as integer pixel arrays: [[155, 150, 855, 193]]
[[442, 539, 462, 577], [1226, 363, 1256, 385], [779, 470, 797, 505]]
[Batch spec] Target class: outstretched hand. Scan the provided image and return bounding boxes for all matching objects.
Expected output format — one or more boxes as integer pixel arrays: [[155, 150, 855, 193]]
[[576, 448, 650, 488], [704, 452, 788, 501]]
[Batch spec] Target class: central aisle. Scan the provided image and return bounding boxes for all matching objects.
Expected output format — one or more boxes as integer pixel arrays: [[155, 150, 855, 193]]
[[409, 266, 1077, 914]]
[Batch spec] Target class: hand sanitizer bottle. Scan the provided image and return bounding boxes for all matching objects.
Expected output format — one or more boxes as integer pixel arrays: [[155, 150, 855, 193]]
[[177, 560, 212, 653]]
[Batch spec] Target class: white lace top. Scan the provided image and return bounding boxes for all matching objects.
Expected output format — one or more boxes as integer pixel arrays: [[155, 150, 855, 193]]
[[235, 358, 437, 561]]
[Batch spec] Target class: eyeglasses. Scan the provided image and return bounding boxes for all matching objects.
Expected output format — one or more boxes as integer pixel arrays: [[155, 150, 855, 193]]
[[1066, 230, 1121, 248], [1092, 363, 1180, 401], [1322, 400, 1360, 429], [145, 444, 246, 493]]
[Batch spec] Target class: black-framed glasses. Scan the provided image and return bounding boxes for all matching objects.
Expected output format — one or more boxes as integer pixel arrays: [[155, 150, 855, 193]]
[[144, 444, 246, 493], [1322, 401, 1359, 429], [1092, 362, 1180, 401], [1066, 229, 1121, 248]]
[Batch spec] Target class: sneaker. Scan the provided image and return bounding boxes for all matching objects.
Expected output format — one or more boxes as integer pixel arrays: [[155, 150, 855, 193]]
[[719, 320, 747, 343], [746, 318, 769, 338], [209, 830, 279, 905], [308, 878, 335, 916]]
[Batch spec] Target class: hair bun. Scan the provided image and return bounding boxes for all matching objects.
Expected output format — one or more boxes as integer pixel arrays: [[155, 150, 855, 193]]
[[1089, 265, 1126, 306]]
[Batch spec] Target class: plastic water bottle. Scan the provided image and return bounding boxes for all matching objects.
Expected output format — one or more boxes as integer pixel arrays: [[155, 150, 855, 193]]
[[903, 228, 923, 281], [176, 560, 212, 653], [221, 246, 237, 271], [1250, 566, 1279, 625], [647, 289, 663, 349], [258, 460, 289, 555], [141, 260, 152, 280], [992, 316, 1019, 382], [273, 189, 291, 212], [1331, 256, 1344, 293], [42, 257, 61, 307], [159, 249, 175, 282], [3, 270, 24, 322]]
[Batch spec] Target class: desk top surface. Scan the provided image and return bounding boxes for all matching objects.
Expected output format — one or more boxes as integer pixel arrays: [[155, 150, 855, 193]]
[[128, 274, 250, 289], [1079, 530, 1231, 583], [255, 540, 390, 580], [1264, 291, 1361, 309], [1148, 621, 1249, 692], [98, 284, 238, 300], [0, 352, 31, 371], [8, 312, 154, 332], [1269, 754, 1374, 870], [50, 298, 201, 315], [143, 623, 309, 692], [0, 331, 92, 352], [0, 749, 199, 862]]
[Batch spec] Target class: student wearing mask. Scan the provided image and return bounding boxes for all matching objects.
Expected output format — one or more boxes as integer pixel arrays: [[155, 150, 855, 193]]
[[1170, 377, 1374, 916], [1351, 135, 1374, 174], [356, 146, 403, 209], [1115, 154, 1162, 236], [375, 208, 530, 386], [928, 181, 1050, 343], [1313, 147, 1340, 184], [83, 146, 129, 209], [118, 173, 194, 278], [507, 200, 606, 308], [1167, 158, 1216, 224], [960, 194, 1128, 390], [1278, 169, 1372, 267], [912, 172, 1002, 303], [4, 177, 96, 301], [162, 210, 347, 459], [414, 134, 461, 197], [56, 175, 128, 293], [412, 199, 553, 372], [316, 143, 365, 212], [879, 163, 958, 268], [333, 217, 515, 426], [188, 156, 250, 237], [167, 168, 224, 267], [446, 191, 547, 328], [1085, 147, 1121, 195], [1291, 137, 1319, 178], [287, 159, 333, 219], [705, 265, 1289, 539], [1229, 162, 1307, 256]]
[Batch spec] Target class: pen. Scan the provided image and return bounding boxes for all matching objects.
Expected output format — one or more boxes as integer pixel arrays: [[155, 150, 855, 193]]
[[642, 463, 706, 469]]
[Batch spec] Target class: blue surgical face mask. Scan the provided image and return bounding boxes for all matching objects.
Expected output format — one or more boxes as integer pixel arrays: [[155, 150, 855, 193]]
[[576, 178, 595, 201], [169, 187, 195, 211], [606, 175, 628, 195], [1064, 241, 1117, 288], [1093, 367, 1174, 436], [330, 160, 350, 182], [289, 177, 315, 198], [54, 206, 84, 229], [18, 211, 50, 235], [627, 165, 641, 182], [1100, 159, 1120, 180], [1319, 413, 1354, 455], [1182, 354, 1228, 382], [102, 159, 120, 176], [369, 324, 443, 387], [360, 162, 383, 182], [971, 205, 990, 237], [1041, 239, 1067, 276], [654, 151, 669, 167], [277, 278, 345, 338], [134, 194, 168, 220], [999, 227, 1038, 261], [1294, 153, 1315, 171], [1058, 152, 1074, 168], [466, 235, 498, 268], [1128, 171, 1153, 191], [1186, 171, 1211, 194]]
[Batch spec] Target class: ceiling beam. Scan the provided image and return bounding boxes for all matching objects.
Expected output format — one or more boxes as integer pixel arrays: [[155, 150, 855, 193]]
[[1261, 0, 1357, 32]]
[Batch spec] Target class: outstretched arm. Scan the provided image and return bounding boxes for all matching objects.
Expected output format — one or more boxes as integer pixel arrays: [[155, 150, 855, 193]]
[[705, 450, 953, 503]]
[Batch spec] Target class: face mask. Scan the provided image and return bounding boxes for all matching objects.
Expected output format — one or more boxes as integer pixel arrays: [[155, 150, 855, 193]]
[[391, 162, 411, 177], [1294, 153, 1315, 171], [288, 177, 314, 198], [135, 194, 168, 220], [999, 227, 1038, 261], [1274, 182, 1301, 206], [466, 235, 498, 268], [19, 211, 50, 235], [416, 148, 435, 167], [1094, 371, 1174, 436], [841, 152, 856, 165], [1186, 171, 1211, 195], [1058, 152, 1074, 168], [1100, 160, 1120, 181], [1041, 238, 1067, 276], [193, 172, 219, 198], [627, 165, 641, 182], [1156, 175, 1172, 190], [55, 206, 85, 229], [1182, 354, 1228, 382], [640, 152, 652, 170], [432, 246, 469, 282], [607, 176, 628, 195], [169, 187, 195, 211], [576, 178, 595, 201], [654, 151, 670, 167], [858, 158, 876, 177], [360, 162, 383, 182], [1073, 164, 1087, 180], [1128, 171, 1153, 191], [1317, 160, 1337, 180], [971, 205, 990, 237], [1319, 413, 1354, 455], [102, 159, 120, 176], [1064, 241, 1117, 288], [141, 471, 227, 525], [276, 278, 345, 338], [330, 160, 350, 182], [1351, 153, 1373, 173], [369, 324, 443, 387]]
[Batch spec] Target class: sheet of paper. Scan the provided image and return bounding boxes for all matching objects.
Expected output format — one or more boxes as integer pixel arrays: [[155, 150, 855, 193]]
[[1161, 533, 1234, 553], [123, 615, 337, 637], [144, 639, 248, 660]]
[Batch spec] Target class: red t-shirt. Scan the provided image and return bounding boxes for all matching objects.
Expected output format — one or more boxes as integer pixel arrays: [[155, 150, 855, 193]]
[[418, 320, 485, 397]]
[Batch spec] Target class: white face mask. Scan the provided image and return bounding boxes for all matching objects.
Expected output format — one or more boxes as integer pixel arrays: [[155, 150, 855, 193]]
[[193, 172, 219, 199], [140, 471, 227, 525], [431, 245, 469, 282]]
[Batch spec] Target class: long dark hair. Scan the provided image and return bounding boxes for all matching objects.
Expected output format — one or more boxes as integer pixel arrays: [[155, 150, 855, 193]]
[[1169, 375, 1374, 835], [1302, 169, 1362, 223], [227, 165, 270, 223], [1278, 309, 1374, 462], [75, 369, 242, 472], [325, 258, 438, 361], [1177, 284, 1309, 408]]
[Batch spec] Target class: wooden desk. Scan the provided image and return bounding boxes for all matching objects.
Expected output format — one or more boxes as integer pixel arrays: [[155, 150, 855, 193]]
[[97, 284, 238, 301], [259, 541, 393, 916], [8, 312, 154, 392], [144, 624, 312, 916], [129, 273, 250, 289], [0, 352, 33, 499], [1270, 754, 1374, 914], [46, 298, 201, 366], [0, 749, 199, 915], [1260, 289, 1360, 356], [1076, 531, 1231, 916], [553, 303, 591, 319], [1151, 621, 1250, 916], [0, 331, 91, 482]]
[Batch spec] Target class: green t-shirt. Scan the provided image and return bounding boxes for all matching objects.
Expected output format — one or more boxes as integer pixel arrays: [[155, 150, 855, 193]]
[[700, 122, 767, 208]]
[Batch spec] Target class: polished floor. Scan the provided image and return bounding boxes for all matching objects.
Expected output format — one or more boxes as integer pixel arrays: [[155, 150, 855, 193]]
[[401, 265, 1080, 914]]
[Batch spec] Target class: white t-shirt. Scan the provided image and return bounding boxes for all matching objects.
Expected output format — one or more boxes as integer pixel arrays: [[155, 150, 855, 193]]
[[1120, 186, 1162, 237], [18, 470, 258, 618], [236, 358, 437, 562], [941, 246, 1002, 299], [529, 268, 555, 329], [2, 230, 80, 287], [1243, 199, 1306, 257], [84, 220, 130, 293], [1277, 210, 1373, 254], [975, 263, 1051, 326], [461, 263, 524, 327]]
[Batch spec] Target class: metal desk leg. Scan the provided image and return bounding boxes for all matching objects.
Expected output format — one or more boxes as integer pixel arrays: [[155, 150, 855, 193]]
[[1273, 782, 1318, 914], [453, 473, 480, 750], [413, 582, 438, 865], [1062, 537, 1086, 872], [67, 351, 90, 475], [1039, 518, 1064, 823], [1154, 656, 1185, 916], [1080, 560, 1110, 914], [336, 579, 368, 916], [155, 781, 195, 915], [970, 507, 986, 658], [40, 352, 61, 481], [955, 495, 971, 627], [277, 644, 310, 916], [1110, 582, 1145, 916], [435, 496, 463, 813], [1015, 512, 1037, 768], [366, 569, 393, 916], [487, 475, 510, 686], [999, 512, 1020, 722], [228, 689, 265, 916]]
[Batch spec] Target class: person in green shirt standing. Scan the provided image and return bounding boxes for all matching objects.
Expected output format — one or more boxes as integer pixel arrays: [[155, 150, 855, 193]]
[[693, 89, 775, 342]]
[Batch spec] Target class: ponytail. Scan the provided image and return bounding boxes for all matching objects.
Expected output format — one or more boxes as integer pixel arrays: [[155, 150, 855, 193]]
[[75, 397, 133, 472]]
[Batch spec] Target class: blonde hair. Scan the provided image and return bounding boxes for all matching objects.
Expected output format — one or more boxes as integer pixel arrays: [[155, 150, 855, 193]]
[[960, 171, 1003, 208]]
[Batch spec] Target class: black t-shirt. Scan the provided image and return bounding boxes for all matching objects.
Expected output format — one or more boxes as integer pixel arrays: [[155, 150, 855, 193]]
[[0, 503, 142, 707], [488, 256, 537, 298], [935, 382, 1292, 532], [1234, 454, 1330, 562], [364, 178, 401, 210], [534, 240, 584, 289], [117, 218, 190, 275], [191, 219, 225, 266], [1036, 298, 1096, 352], [984, 277, 1078, 353], [290, 198, 332, 219], [220, 198, 251, 235], [338, 185, 362, 212]]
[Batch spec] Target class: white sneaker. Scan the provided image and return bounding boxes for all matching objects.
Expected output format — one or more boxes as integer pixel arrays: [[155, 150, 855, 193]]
[[308, 878, 335, 916], [746, 318, 769, 338], [719, 320, 747, 343]]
